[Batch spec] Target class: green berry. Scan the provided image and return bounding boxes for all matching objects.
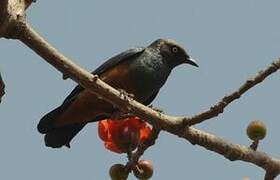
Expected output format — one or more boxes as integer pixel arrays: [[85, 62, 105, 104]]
[[247, 120, 267, 141]]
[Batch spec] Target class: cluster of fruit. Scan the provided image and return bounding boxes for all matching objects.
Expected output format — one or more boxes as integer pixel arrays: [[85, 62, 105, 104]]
[[110, 160, 153, 180]]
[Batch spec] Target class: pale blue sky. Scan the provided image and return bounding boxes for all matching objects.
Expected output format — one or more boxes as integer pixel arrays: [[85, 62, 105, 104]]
[[1, 0, 280, 179]]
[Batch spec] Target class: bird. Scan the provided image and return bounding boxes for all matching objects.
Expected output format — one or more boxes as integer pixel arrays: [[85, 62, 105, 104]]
[[37, 39, 198, 148]]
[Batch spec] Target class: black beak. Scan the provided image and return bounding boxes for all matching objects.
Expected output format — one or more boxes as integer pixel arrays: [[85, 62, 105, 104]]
[[185, 57, 199, 67]]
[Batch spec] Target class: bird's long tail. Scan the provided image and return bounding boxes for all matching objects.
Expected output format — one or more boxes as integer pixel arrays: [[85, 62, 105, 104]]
[[44, 123, 86, 148], [37, 105, 107, 148], [37, 105, 85, 148]]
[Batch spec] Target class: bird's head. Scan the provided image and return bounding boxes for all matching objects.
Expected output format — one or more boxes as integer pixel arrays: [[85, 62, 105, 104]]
[[149, 39, 198, 68]]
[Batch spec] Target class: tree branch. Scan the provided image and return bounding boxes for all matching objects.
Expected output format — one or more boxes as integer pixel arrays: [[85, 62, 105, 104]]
[[0, 0, 32, 38], [1, 0, 280, 178], [178, 127, 280, 175], [184, 60, 280, 126], [264, 170, 278, 180], [125, 127, 160, 172]]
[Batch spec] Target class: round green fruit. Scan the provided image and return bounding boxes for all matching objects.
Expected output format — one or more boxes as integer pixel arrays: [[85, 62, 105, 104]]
[[246, 120, 267, 141]]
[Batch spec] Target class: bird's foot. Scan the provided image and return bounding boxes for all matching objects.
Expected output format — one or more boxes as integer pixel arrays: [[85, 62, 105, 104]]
[[118, 89, 135, 100], [110, 111, 134, 120], [148, 105, 164, 113]]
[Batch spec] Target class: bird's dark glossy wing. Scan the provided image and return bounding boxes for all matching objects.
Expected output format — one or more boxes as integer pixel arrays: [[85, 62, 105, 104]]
[[92, 47, 145, 75], [62, 47, 145, 105], [62, 85, 84, 104]]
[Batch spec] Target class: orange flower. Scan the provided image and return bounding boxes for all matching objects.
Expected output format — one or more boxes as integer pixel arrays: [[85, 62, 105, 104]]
[[98, 116, 151, 153]]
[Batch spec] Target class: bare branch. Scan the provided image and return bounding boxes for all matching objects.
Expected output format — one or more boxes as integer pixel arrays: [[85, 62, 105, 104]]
[[184, 60, 280, 126], [264, 171, 278, 180], [178, 127, 280, 177], [0, 0, 33, 38], [250, 140, 259, 151], [125, 127, 160, 172]]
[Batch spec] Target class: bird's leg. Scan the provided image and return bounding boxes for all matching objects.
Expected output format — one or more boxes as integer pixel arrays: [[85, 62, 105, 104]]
[[148, 104, 164, 113], [110, 111, 134, 120], [118, 89, 135, 100]]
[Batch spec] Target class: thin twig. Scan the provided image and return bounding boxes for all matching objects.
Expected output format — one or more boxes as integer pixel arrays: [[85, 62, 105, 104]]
[[184, 60, 280, 126], [125, 127, 160, 172], [250, 140, 259, 151], [179, 126, 280, 176]]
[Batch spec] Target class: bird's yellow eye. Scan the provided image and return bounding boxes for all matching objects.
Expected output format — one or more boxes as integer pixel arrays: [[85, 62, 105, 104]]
[[171, 46, 178, 53]]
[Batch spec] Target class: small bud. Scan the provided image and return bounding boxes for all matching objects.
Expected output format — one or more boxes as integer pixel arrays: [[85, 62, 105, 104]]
[[133, 160, 154, 179], [109, 164, 128, 180], [247, 120, 267, 141]]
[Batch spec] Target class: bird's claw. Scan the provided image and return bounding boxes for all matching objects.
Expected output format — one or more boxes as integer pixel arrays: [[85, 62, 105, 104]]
[[148, 105, 164, 113], [118, 89, 135, 100], [111, 111, 133, 120]]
